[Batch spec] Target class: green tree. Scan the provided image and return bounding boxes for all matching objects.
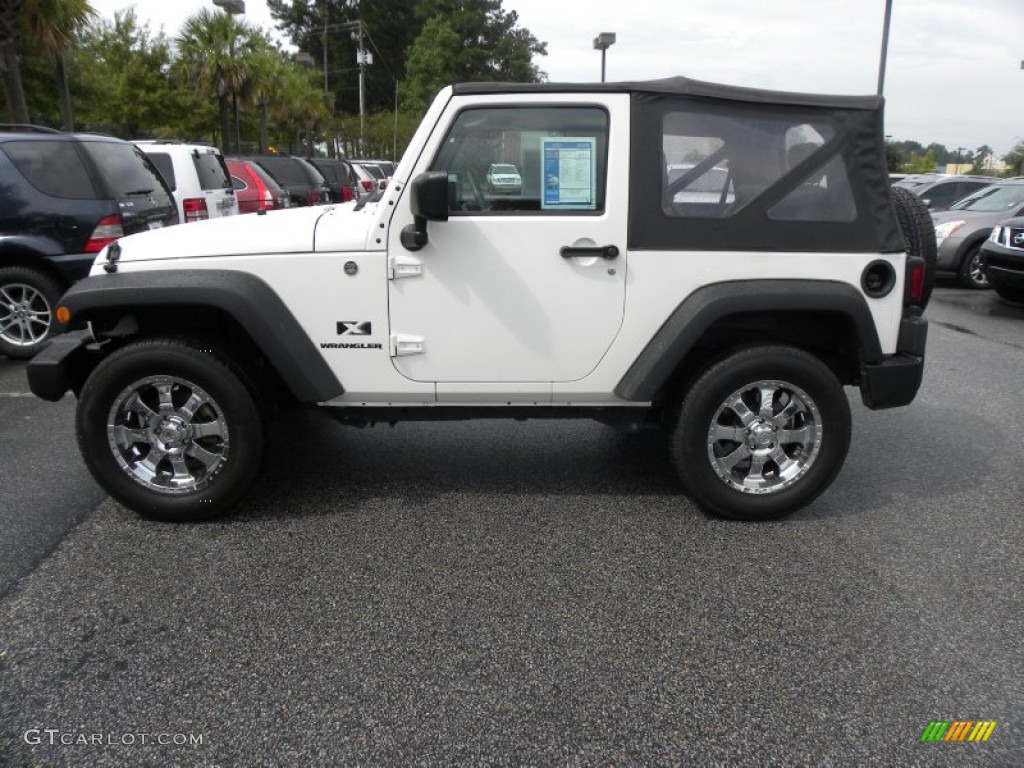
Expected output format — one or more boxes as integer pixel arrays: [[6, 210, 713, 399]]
[[22, 0, 95, 129], [903, 148, 937, 174], [267, 0, 419, 116], [414, 0, 546, 82], [67, 11, 211, 140], [1003, 140, 1024, 177], [398, 14, 459, 113], [0, 0, 30, 122], [176, 8, 260, 152]]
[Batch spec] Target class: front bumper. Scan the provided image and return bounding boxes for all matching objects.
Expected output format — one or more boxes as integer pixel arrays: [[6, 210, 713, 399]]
[[859, 313, 927, 410], [980, 241, 1024, 288], [26, 329, 95, 401]]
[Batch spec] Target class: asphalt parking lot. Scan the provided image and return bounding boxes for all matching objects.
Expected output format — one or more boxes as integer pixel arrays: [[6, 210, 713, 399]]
[[1, 286, 1021, 766]]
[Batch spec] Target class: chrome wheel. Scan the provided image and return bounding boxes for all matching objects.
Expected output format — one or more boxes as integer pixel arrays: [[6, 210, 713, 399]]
[[0, 282, 53, 348], [107, 375, 229, 495], [706, 379, 822, 495]]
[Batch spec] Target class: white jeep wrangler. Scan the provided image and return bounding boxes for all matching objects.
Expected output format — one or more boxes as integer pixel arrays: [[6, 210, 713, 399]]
[[28, 78, 933, 523]]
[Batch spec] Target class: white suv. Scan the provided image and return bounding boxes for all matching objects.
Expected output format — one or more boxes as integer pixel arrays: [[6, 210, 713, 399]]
[[30, 78, 933, 524], [134, 141, 238, 223]]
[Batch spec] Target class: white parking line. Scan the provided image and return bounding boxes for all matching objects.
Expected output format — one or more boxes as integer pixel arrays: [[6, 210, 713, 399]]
[[0, 392, 34, 397]]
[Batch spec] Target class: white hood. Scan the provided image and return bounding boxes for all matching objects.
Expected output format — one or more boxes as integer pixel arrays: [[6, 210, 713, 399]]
[[103, 203, 376, 266]]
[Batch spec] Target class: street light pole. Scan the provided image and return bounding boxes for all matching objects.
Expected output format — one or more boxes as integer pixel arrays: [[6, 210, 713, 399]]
[[877, 0, 893, 96], [593, 33, 616, 83]]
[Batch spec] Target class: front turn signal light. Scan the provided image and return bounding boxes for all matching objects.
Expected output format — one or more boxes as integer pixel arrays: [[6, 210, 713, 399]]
[[56, 306, 71, 324]]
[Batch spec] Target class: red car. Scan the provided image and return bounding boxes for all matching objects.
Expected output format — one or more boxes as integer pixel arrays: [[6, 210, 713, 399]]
[[227, 159, 289, 214]]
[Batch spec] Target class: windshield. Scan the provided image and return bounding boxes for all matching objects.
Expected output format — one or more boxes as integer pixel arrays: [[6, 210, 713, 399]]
[[491, 164, 518, 174], [950, 184, 1024, 212]]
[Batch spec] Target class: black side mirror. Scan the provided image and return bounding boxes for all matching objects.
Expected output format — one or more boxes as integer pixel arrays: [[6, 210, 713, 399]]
[[401, 171, 449, 251]]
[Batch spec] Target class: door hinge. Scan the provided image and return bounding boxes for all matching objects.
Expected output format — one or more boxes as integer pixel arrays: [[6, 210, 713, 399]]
[[390, 334, 426, 356], [388, 255, 423, 280]]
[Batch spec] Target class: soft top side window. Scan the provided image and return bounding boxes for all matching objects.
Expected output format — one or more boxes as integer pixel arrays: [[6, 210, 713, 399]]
[[429, 106, 609, 214], [662, 109, 855, 222]]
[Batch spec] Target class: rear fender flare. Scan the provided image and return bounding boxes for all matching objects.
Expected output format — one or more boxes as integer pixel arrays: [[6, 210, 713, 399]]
[[614, 279, 883, 402]]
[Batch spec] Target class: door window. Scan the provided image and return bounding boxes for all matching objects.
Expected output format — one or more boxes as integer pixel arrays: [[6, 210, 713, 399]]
[[429, 107, 609, 214]]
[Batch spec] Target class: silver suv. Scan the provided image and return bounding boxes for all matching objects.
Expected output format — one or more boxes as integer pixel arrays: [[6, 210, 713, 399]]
[[931, 180, 1024, 288]]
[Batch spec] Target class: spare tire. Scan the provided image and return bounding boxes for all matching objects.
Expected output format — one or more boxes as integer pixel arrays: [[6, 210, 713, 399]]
[[891, 186, 937, 307]]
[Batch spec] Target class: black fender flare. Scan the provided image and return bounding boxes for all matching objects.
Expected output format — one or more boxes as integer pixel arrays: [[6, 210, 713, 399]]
[[58, 269, 343, 403], [614, 279, 883, 402]]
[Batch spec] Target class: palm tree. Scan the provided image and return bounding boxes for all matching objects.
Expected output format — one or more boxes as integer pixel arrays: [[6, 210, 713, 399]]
[[243, 44, 286, 154], [23, 0, 96, 130], [176, 8, 258, 153], [1, 0, 31, 123]]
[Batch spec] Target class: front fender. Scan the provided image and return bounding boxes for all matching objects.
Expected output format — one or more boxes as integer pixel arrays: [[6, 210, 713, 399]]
[[55, 269, 343, 403]]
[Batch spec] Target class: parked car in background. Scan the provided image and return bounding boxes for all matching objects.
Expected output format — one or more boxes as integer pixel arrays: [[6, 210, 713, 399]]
[[932, 180, 1024, 288], [486, 163, 523, 194], [307, 157, 359, 203], [227, 159, 290, 214], [0, 125, 177, 357], [980, 216, 1024, 302], [350, 160, 389, 196], [231, 154, 329, 207], [894, 174, 993, 212], [135, 141, 237, 223]]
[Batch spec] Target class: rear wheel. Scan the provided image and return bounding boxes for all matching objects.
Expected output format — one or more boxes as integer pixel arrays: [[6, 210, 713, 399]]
[[671, 346, 851, 521], [0, 265, 64, 359], [958, 243, 990, 289], [76, 339, 264, 522]]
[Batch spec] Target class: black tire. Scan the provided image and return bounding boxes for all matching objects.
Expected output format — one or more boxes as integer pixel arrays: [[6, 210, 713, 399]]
[[890, 186, 937, 306], [958, 242, 990, 289], [993, 283, 1024, 303], [0, 264, 64, 359], [76, 339, 264, 522], [671, 346, 851, 521]]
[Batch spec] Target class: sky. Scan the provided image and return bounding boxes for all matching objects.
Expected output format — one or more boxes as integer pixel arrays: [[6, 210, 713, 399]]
[[89, 0, 1024, 157]]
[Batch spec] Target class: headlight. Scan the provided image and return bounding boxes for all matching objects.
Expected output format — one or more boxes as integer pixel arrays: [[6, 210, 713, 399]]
[[934, 220, 966, 240], [990, 226, 1003, 244]]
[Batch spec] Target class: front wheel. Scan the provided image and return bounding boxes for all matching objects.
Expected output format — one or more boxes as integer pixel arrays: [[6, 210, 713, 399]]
[[76, 339, 264, 522], [671, 346, 851, 521], [0, 265, 64, 359]]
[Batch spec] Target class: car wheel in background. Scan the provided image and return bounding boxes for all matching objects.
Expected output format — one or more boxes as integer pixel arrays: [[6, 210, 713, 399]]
[[958, 243, 990, 289], [0, 265, 64, 359]]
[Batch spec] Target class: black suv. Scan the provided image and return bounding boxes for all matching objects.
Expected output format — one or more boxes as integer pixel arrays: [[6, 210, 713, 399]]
[[0, 126, 177, 358], [306, 157, 359, 203], [230, 154, 329, 207]]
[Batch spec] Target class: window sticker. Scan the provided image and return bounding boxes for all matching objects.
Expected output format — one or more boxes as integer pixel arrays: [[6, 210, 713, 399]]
[[541, 137, 597, 210]]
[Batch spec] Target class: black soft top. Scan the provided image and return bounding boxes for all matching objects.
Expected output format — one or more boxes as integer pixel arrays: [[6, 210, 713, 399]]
[[453, 77, 882, 112]]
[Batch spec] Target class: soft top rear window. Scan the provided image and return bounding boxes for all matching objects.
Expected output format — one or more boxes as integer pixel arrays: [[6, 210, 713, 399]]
[[192, 151, 231, 191], [80, 141, 170, 199], [1, 140, 96, 199]]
